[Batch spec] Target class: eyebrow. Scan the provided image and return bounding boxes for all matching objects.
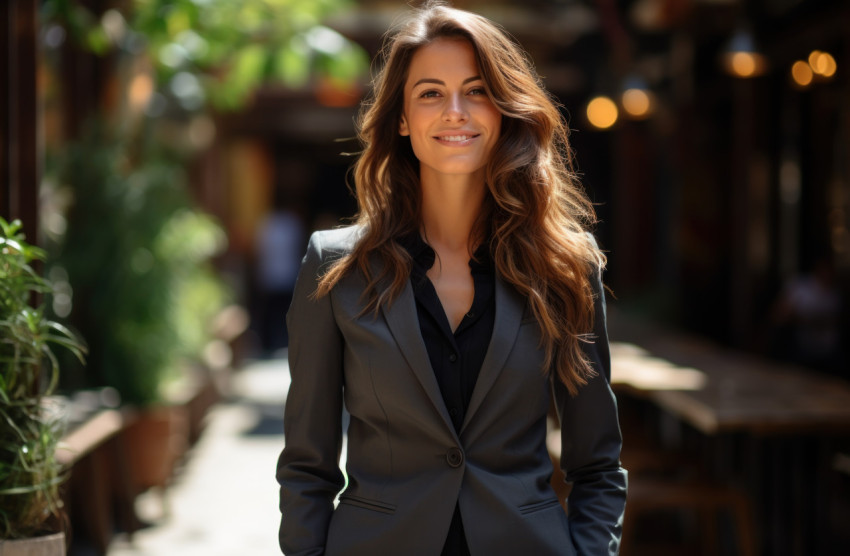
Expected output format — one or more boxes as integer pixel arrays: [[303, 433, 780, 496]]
[[411, 75, 483, 88]]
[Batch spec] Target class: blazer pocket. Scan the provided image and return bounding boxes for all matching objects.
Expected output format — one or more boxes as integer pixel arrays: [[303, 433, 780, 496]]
[[518, 498, 562, 515], [338, 493, 397, 515]]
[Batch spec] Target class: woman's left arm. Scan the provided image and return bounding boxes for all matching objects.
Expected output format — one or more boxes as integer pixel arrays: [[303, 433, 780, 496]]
[[553, 266, 628, 556]]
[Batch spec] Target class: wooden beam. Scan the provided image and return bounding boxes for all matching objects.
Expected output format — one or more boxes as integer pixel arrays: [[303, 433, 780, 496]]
[[0, 2, 11, 220], [1, 0, 39, 243]]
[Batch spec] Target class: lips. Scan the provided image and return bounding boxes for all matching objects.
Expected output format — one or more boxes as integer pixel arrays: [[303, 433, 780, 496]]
[[433, 132, 480, 145]]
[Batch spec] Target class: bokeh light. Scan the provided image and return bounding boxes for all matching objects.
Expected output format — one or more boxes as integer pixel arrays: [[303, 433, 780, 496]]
[[791, 60, 813, 87], [725, 51, 769, 78], [128, 72, 154, 112], [809, 50, 837, 78], [586, 96, 619, 129], [621, 88, 652, 119]]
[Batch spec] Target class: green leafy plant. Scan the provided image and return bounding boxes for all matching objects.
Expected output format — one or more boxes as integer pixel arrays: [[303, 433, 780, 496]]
[[47, 122, 230, 406], [0, 217, 86, 539], [41, 0, 369, 111]]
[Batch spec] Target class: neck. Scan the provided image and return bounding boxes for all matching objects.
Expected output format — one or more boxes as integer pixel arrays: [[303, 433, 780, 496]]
[[419, 170, 486, 253]]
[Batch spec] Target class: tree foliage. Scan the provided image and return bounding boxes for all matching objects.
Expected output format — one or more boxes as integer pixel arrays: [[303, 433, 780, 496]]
[[42, 0, 369, 110]]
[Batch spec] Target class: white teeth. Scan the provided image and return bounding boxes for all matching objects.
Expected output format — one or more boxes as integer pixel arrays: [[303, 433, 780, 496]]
[[441, 135, 472, 142]]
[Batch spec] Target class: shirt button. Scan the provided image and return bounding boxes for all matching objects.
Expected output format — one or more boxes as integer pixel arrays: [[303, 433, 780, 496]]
[[466, 311, 475, 318], [446, 447, 464, 468], [448, 353, 457, 362], [449, 407, 459, 417]]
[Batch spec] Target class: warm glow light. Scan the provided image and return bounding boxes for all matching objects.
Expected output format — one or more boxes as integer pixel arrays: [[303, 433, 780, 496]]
[[128, 73, 154, 112], [721, 51, 767, 78], [722, 27, 767, 78], [621, 88, 652, 119], [791, 60, 813, 87], [809, 50, 837, 77], [731, 52, 757, 77], [822, 53, 837, 77], [586, 96, 618, 129], [808, 50, 823, 70]]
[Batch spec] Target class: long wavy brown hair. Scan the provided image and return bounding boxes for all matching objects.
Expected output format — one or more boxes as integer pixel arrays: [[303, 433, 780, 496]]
[[317, 1, 605, 394]]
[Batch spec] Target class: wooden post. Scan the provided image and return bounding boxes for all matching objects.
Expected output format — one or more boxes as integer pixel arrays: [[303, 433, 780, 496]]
[[0, 0, 39, 243]]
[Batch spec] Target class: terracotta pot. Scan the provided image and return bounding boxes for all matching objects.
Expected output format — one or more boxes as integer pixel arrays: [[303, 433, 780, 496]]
[[0, 532, 65, 556], [123, 406, 189, 491]]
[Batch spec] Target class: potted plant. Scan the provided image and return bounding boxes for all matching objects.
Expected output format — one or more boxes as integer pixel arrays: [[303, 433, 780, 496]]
[[46, 124, 230, 496], [0, 217, 86, 555]]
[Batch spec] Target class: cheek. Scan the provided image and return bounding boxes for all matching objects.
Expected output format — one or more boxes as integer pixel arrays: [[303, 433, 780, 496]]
[[484, 111, 502, 149], [487, 107, 503, 136]]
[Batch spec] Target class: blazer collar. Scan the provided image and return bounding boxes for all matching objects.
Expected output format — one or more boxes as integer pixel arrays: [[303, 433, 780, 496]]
[[380, 280, 457, 437], [380, 267, 525, 438], [460, 275, 523, 433]]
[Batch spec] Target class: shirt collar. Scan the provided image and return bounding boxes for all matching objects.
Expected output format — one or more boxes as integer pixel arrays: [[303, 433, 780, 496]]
[[399, 232, 494, 277], [399, 232, 435, 272]]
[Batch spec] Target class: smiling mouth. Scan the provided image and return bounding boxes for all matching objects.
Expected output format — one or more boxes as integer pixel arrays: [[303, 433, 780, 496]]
[[435, 134, 479, 142]]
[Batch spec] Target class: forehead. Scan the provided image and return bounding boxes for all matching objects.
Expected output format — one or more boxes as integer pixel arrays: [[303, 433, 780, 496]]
[[405, 37, 480, 85]]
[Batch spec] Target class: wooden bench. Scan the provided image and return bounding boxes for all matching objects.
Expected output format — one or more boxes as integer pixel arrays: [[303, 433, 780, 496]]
[[57, 408, 139, 555]]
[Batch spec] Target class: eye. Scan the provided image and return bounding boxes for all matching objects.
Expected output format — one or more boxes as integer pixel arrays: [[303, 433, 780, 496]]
[[419, 90, 441, 98], [468, 87, 487, 96]]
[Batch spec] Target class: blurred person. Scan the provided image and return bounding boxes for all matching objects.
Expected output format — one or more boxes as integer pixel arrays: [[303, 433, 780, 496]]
[[276, 2, 626, 555], [771, 255, 845, 375], [255, 188, 305, 354]]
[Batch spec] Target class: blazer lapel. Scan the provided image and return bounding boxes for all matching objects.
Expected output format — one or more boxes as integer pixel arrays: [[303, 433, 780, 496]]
[[461, 276, 524, 433], [381, 282, 458, 438]]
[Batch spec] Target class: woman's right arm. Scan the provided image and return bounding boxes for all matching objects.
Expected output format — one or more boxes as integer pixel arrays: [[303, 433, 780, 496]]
[[277, 232, 346, 555]]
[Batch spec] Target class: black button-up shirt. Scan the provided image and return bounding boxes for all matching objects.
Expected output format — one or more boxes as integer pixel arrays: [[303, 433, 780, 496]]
[[401, 233, 496, 556]]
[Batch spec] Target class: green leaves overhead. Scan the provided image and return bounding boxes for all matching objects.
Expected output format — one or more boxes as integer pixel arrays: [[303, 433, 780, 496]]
[[43, 0, 369, 111]]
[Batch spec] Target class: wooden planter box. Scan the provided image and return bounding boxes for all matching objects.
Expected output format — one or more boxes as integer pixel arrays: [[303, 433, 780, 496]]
[[122, 405, 189, 491], [56, 363, 222, 554], [58, 408, 137, 555], [0, 532, 65, 556]]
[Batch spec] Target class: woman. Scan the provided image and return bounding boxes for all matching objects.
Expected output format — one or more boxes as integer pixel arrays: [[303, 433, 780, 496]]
[[276, 2, 627, 555]]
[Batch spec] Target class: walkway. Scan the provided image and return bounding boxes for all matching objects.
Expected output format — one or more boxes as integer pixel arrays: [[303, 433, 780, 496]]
[[107, 358, 291, 556]]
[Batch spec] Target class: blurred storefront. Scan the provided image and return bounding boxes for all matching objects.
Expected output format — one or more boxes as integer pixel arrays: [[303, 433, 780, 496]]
[[6, 0, 846, 368], [187, 0, 849, 371], [3, 1, 850, 554]]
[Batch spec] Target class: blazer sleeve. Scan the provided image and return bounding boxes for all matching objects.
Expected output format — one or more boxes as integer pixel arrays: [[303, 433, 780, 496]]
[[276, 232, 346, 555], [552, 264, 628, 556]]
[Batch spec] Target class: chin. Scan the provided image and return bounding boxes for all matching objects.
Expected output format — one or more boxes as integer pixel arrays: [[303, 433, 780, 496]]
[[434, 160, 487, 176]]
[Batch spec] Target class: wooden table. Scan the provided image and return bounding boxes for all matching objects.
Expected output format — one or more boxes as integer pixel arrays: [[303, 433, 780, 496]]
[[607, 310, 850, 555], [609, 318, 850, 436]]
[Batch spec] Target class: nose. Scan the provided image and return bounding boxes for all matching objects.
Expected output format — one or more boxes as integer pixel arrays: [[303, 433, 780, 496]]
[[442, 92, 469, 122]]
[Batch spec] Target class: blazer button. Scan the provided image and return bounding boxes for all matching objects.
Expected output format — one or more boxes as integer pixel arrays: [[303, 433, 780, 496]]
[[446, 447, 464, 468]]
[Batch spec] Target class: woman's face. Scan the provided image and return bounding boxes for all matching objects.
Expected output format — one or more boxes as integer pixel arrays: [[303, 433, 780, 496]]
[[400, 37, 502, 183]]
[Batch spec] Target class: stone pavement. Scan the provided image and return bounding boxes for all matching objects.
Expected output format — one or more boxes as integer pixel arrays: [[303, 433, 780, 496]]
[[108, 358, 291, 556]]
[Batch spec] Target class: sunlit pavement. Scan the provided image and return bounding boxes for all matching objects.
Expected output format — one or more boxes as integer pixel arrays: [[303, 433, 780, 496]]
[[107, 358, 291, 556]]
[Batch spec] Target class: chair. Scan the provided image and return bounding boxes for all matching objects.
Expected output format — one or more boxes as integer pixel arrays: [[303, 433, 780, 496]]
[[622, 472, 757, 556]]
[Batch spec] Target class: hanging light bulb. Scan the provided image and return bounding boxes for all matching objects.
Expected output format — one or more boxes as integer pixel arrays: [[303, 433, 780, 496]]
[[721, 26, 767, 78], [790, 60, 814, 88], [620, 75, 654, 120], [808, 50, 837, 78], [586, 96, 619, 130]]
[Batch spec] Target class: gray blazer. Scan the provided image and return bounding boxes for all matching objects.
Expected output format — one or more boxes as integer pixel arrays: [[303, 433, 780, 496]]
[[277, 227, 627, 556]]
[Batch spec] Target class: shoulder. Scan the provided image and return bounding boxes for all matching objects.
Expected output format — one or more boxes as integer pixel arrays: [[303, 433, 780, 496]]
[[306, 226, 363, 262], [579, 230, 605, 273]]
